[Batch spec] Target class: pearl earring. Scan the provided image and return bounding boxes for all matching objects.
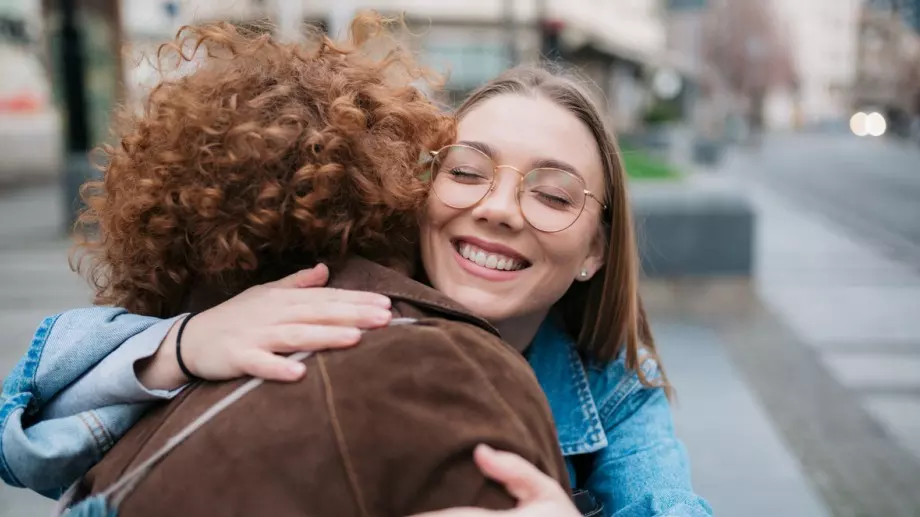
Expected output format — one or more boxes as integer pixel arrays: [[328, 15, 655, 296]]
[[580, 269, 589, 279]]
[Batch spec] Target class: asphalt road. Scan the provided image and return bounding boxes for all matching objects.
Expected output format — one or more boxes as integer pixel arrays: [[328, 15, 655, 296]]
[[736, 133, 920, 265]]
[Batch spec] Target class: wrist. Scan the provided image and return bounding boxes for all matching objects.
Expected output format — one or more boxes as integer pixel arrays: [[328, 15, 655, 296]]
[[136, 318, 192, 390]]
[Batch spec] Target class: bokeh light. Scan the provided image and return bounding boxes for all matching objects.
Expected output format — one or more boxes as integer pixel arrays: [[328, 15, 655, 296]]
[[850, 112, 869, 136]]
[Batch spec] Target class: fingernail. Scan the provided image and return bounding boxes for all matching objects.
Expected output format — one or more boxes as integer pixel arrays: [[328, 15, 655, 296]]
[[343, 328, 362, 341], [372, 309, 392, 324], [288, 362, 306, 376], [476, 444, 495, 455], [373, 296, 392, 308]]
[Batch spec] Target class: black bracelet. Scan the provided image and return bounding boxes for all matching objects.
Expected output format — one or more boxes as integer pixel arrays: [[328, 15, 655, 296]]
[[176, 313, 200, 382]]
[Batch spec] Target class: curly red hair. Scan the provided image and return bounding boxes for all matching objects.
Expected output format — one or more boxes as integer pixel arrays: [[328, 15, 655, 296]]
[[74, 14, 454, 318]]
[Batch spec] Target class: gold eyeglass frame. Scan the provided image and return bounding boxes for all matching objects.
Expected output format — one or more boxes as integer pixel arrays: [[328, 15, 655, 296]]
[[428, 144, 608, 233]]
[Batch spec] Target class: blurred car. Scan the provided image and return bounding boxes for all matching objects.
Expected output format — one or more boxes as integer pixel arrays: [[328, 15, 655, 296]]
[[0, 43, 61, 187]]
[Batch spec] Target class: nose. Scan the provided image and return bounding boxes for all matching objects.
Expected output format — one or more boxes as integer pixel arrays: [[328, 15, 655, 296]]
[[469, 167, 525, 231]]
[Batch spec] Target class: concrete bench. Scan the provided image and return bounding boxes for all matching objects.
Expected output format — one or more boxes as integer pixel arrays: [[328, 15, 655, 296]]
[[630, 178, 755, 278]]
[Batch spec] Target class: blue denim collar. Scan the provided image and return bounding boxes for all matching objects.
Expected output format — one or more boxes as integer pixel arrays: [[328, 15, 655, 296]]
[[526, 316, 608, 456]]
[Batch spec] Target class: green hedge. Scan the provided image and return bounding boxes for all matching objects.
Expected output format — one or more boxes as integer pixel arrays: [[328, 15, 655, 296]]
[[620, 148, 682, 180]]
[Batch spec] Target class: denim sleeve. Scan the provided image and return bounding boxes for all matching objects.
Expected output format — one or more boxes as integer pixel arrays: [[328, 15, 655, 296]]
[[42, 317, 185, 419], [588, 363, 713, 517], [0, 307, 164, 496]]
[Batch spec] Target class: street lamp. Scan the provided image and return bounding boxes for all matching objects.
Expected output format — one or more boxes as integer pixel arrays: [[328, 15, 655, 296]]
[[58, 0, 92, 234]]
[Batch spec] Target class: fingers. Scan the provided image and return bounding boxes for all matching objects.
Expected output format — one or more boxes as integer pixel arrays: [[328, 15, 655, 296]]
[[267, 285, 391, 310], [265, 265, 392, 309], [261, 324, 362, 353], [235, 349, 308, 382], [407, 509, 499, 517], [269, 264, 330, 289], [473, 445, 566, 504], [296, 287, 392, 308], [278, 302, 392, 329]]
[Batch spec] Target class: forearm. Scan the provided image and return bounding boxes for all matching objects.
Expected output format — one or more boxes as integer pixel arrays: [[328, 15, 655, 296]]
[[0, 308, 195, 494], [135, 315, 191, 391]]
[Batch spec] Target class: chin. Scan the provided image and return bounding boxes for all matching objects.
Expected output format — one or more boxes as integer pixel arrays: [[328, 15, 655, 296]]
[[441, 285, 509, 320]]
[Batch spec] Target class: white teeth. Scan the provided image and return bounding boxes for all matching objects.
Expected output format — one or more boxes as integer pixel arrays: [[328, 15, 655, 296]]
[[456, 242, 525, 272]]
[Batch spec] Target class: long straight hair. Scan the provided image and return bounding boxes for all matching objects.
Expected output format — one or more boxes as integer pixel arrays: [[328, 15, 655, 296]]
[[454, 66, 670, 394]]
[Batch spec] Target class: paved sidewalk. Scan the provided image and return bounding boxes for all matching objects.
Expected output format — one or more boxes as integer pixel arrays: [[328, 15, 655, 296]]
[[0, 186, 88, 516], [651, 318, 831, 517], [673, 149, 920, 516], [750, 178, 920, 462]]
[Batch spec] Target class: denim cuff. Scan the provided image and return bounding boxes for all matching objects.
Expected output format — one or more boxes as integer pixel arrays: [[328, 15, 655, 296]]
[[41, 316, 187, 419]]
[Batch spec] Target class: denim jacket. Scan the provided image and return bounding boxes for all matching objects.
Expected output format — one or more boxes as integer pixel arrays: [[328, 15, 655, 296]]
[[0, 308, 712, 517]]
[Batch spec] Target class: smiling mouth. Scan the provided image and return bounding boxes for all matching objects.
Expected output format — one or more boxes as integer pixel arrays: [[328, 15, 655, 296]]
[[453, 240, 531, 272]]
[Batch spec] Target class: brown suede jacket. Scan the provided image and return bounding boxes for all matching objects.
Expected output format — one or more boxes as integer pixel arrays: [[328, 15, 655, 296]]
[[74, 257, 568, 517]]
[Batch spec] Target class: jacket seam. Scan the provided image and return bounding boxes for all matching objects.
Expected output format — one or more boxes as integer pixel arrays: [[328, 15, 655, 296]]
[[560, 346, 607, 456], [0, 314, 61, 487], [599, 375, 640, 425], [79, 410, 114, 456], [378, 290, 501, 337], [15, 314, 58, 408], [317, 354, 370, 517], [0, 398, 27, 487], [105, 385, 202, 484], [597, 353, 659, 424], [439, 331, 539, 454]]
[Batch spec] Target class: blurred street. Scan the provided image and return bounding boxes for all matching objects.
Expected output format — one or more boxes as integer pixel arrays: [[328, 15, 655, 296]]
[[0, 186, 92, 517], [719, 132, 920, 516], [746, 132, 920, 265], [2, 0, 920, 514]]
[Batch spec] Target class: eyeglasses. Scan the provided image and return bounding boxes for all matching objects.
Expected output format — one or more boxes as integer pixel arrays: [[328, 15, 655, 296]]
[[428, 144, 607, 233]]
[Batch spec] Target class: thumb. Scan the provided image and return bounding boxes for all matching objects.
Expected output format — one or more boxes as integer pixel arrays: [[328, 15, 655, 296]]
[[270, 264, 330, 289], [473, 445, 566, 505]]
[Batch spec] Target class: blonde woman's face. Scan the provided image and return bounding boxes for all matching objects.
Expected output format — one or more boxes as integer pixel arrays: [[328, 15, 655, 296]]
[[419, 94, 606, 326]]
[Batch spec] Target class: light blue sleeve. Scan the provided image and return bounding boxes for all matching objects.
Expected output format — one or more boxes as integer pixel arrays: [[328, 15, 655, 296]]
[[0, 308, 168, 497], [42, 317, 185, 419], [587, 361, 713, 517]]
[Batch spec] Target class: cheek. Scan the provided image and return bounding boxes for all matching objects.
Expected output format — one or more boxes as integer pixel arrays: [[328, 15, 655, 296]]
[[538, 221, 598, 266], [422, 194, 461, 235]]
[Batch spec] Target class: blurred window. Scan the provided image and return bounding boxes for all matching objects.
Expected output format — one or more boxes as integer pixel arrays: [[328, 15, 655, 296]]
[[424, 43, 510, 92]]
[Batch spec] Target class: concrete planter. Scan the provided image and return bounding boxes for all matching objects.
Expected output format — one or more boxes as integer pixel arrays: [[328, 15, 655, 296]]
[[629, 178, 755, 278]]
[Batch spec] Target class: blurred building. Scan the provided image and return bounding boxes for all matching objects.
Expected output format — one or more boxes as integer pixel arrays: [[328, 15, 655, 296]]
[[854, 0, 920, 135], [118, 0, 674, 132], [867, 0, 920, 31], [0, 0, 48, 112], [767, 0, 862, 127], [0, 0, 60, 181], [664, 0, 734, 147]]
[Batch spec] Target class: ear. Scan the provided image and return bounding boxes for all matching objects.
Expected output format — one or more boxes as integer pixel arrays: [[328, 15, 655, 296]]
[[577, 232, 606, 282]]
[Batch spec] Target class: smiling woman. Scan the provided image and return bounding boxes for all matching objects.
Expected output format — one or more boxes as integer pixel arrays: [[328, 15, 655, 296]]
[[420, 92, 608, 346]]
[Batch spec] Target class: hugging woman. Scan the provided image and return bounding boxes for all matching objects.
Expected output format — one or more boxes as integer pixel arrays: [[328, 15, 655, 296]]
[[0, 12, 711, 517]]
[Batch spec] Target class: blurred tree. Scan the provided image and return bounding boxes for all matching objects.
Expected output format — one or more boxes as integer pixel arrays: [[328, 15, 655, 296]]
[[701, 0, 798, 132]]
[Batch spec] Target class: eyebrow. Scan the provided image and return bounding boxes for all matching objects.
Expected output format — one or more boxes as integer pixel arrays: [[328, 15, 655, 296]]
[[457, 140, 499, 159], [457, 140, 585, 181]]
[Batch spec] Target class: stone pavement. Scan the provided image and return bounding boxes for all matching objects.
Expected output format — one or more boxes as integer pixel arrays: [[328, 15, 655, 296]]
[[742, 166, 920, 517], [0, 186, 90, 516], [750, 179, 920, 463], [658, 147, 920, 517], [651, 319, 831, 517]]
